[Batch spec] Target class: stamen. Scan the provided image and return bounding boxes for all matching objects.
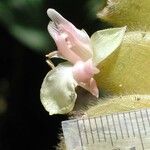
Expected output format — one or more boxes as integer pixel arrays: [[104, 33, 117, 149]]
[[46, 59, 55, 69], [46, 51, 58, 59]]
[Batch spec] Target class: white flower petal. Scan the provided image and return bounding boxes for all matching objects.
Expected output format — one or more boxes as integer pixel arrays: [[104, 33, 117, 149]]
[[47, 8, 69, 26], [40, 63, 78, 115], [91, 26, 126, 65]]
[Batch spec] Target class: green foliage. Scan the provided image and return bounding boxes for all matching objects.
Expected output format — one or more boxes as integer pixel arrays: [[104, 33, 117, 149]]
[[0, 0, 53, 52], [86, 0, 106, 20]]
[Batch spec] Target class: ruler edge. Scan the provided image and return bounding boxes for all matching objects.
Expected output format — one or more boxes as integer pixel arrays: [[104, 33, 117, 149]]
[[62, 108, 150, 124]]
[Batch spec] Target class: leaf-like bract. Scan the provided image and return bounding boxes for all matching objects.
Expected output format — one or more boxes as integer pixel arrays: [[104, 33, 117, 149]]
[[40, 63, 77, 115], [91, 27, 126, 65]]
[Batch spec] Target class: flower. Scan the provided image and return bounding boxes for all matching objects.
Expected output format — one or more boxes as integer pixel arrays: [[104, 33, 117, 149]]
[[40, 8, 126, 115], [46, 8, 99, 97]]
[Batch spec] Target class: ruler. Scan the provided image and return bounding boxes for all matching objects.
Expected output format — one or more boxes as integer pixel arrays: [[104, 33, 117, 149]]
[[62, 108, 150, 150]]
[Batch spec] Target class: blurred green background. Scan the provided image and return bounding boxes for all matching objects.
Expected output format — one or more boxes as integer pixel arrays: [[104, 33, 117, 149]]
[[0, 0, 108, 149]]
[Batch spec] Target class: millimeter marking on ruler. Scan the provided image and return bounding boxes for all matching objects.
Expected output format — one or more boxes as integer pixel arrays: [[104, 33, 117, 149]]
[[134, 111, 144, 150], [106, 115, 113, 146], [77, 119, 83, 148], [62, 108, 150, 150]]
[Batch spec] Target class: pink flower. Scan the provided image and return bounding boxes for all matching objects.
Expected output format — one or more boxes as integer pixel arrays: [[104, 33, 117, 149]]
[[47, 9, 99, 97]]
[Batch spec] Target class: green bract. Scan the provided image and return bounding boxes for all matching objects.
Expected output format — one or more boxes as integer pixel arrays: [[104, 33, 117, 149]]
[[40, 63, 77, 115], [91, 27, 126, 65], [40, 27, 126, 115]]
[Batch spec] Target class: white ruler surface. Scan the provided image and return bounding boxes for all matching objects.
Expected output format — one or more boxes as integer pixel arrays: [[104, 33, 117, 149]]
[[62, 108, 150, 150]]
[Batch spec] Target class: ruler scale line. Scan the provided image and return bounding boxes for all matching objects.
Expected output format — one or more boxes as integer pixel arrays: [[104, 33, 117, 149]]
[[94, 117, 100, 142], [111, 114, 118, 140], [117, 113, 124, 139], [140, 109, 147, 135], [123, 112, 130, 137], [129, 111, 136, 137], [106, 115, 114, 146], [83, 119, 89, 144], [77, 120, 84, 149], [134, 111, 144, 150], [100, 116, 106, 142], [146, 109, 150, 127], [88, 118, 95, 144]]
